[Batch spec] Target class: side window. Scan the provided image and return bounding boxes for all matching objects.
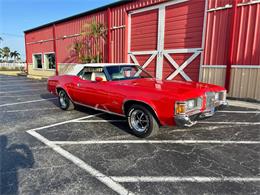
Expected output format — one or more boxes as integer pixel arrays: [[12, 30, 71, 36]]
[[77, 68, 93, 81], [33, 54, 42, 69], [78, 67, 107, 81], [82, 72, 92, 80]]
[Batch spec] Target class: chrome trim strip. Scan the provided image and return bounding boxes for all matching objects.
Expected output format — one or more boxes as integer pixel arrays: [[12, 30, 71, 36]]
[[202, 65, 260, 69], [74, 102, 126, 117]]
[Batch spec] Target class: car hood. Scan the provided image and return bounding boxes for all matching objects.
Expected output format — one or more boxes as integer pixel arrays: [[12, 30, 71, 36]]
[[118, 78, 225, 100]]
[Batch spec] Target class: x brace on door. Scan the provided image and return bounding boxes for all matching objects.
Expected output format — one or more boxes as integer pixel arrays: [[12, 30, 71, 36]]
[[163, 49, 202, 81], [129, 48, 202, 81]]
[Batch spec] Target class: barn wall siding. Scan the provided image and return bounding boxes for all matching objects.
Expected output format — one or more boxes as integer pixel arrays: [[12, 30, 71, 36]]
[[55, 11, 107, 63], [204, 0, 260, 65], [25, 0, 260, 100], [229, 67, 260, 100], [201, 0, 260, 100]]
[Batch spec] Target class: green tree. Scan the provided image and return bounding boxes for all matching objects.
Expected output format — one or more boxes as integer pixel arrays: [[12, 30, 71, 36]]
[[10, 50, 20, 62], [70, 21, 107, 63], [70, 39, 85, 62], [81, 21, 107, 63], [2, 47, 10, 62]]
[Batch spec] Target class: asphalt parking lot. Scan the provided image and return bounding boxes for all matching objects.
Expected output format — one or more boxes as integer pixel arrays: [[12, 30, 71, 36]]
[[0, 74, 260, 195]]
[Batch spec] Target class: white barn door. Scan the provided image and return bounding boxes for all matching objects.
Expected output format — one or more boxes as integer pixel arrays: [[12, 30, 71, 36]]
[[128, 0, 205, 81]]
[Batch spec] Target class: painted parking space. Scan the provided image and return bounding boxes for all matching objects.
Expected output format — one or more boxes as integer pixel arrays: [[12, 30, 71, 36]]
[[27, 113, 260, 195], [0, 75, 259, 195], [27, 109, 260, 195], [35, 116, 260, 142]]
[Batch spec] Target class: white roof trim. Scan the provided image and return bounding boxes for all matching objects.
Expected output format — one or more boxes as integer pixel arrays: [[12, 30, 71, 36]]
[[66, 63, 137, 75]]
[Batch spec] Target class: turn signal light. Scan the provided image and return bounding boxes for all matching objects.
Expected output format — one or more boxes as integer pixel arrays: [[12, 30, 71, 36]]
[[175, 103, 186, 115]]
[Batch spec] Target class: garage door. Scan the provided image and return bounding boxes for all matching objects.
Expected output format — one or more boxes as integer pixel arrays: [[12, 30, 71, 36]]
[[128, 0, 205, 81]]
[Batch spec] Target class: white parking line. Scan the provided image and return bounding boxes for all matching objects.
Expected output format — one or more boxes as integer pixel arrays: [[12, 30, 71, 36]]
[[73, 120, 126, 123], [2, 108, 59, 113], [52, 140, 260, 145], [0, 76, 27, 81], [0, 88, 45, 94], [198, 121, 260, 125], [74, 120, 260, 125], [0, 98, 57, 107], [26, 114, 134, 195], [27, 114, 102, 132], [0, 79, 29, 82], [0, 94, 41, 98], [0, 80, 33, 83], [218, 111, 260, 114], [111, 176, 260, 183], [1, 82, 47, 87]]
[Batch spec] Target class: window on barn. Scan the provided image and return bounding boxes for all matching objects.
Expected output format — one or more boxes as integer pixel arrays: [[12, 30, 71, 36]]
[[33, 54, 43, 69], [44, 53, 56, 70]]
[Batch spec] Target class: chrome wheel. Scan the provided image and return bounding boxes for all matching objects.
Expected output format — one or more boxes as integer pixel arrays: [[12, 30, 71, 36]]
[[130, 109, 149, 132], [59, 91, 68, 109]]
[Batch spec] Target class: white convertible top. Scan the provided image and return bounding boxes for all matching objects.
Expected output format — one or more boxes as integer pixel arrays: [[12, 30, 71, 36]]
[[66, 63, 137, 75]]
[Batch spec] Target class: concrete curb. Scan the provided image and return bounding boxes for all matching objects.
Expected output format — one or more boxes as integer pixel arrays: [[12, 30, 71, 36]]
[[0, 71, 22, 76], [27, 75, 46, 80], [228, 100, 260, 110]]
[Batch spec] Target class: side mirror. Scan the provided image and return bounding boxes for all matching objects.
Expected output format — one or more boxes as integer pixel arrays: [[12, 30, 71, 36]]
[[95, 77, 103, 82]]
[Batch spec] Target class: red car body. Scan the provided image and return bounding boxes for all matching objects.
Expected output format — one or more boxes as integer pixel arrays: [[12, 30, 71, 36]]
[[47, 64, 227, 128]]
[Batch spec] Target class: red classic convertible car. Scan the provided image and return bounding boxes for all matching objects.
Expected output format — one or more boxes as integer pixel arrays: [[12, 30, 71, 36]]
[[48, 64, 227, 137]]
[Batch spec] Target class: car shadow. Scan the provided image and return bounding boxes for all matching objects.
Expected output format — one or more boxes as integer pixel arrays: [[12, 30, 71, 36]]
[[0, 135, 35, 195], [40, 93, 60, 107], [39, 94, 134, 136], [74, 105, 133, 135]]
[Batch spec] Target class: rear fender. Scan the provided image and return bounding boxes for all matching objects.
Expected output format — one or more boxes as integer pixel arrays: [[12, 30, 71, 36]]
[[56, 85, 74, 102]]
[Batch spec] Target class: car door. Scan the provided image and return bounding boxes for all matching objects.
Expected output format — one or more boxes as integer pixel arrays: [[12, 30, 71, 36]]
[[87, 71, 111, 110], [72, 67, 110, 109]]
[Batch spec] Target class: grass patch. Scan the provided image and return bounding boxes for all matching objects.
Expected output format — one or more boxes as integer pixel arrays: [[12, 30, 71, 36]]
[[0, 67, 23, 71]]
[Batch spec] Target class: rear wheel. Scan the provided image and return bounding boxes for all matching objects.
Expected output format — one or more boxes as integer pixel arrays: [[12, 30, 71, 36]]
[[58, 89, 74, 111], [127, 105, 159, 138]]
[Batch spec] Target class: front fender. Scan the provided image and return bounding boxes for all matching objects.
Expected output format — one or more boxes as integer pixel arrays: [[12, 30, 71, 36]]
[[122, 97, 172, 126]]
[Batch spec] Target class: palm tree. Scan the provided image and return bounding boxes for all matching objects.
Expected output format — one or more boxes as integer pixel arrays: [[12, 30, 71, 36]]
[[0, 48, 3, 59], [10, 50, 20, 62], [2, 47, 10, 62]]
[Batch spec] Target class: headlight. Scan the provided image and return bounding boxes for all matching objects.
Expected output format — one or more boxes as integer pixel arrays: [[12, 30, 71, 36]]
[[187, 99, 195, 110], [215, 93, 220, 101], [221, 90, 227, 101], [175, 98, 202, 115], [216, 90, 227, 101]]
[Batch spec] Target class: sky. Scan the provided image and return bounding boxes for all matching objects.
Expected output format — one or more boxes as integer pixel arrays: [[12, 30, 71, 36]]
[[0, 0, 118, 61]]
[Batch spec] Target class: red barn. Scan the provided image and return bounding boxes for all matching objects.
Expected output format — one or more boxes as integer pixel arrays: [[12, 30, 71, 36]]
[[24, 0, 260, 100]]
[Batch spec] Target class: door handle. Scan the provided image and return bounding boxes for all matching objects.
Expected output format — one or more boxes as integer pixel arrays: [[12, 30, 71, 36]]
[[77, 83, 80, 87]]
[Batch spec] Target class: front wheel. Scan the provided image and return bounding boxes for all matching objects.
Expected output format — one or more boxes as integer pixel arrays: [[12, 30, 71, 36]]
[[58, 89, 74, 111], [127, 105, 159, 138]]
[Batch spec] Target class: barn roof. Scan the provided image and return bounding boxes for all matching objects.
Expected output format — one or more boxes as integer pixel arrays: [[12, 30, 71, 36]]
[[24, 0, 133, 33]]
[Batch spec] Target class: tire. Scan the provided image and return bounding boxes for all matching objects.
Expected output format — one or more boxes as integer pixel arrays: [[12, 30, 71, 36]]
[[58, 89, 75, 111], [127, 104, 159, 138]]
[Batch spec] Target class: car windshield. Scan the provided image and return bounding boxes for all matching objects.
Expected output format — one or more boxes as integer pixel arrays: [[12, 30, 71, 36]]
[[106, 65, 153, 81]]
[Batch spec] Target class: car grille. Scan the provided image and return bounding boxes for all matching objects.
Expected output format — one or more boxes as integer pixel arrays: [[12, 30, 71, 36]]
[[218, 91, 225, 101]]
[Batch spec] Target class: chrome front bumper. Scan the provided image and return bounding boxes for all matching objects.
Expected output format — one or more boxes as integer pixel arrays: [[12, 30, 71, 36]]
[[174, 101, 228, 127], [175, 115, 198, 127]]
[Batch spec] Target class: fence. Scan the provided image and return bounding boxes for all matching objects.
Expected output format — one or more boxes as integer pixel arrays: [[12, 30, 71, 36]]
[[0, 63, 26, 70]]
